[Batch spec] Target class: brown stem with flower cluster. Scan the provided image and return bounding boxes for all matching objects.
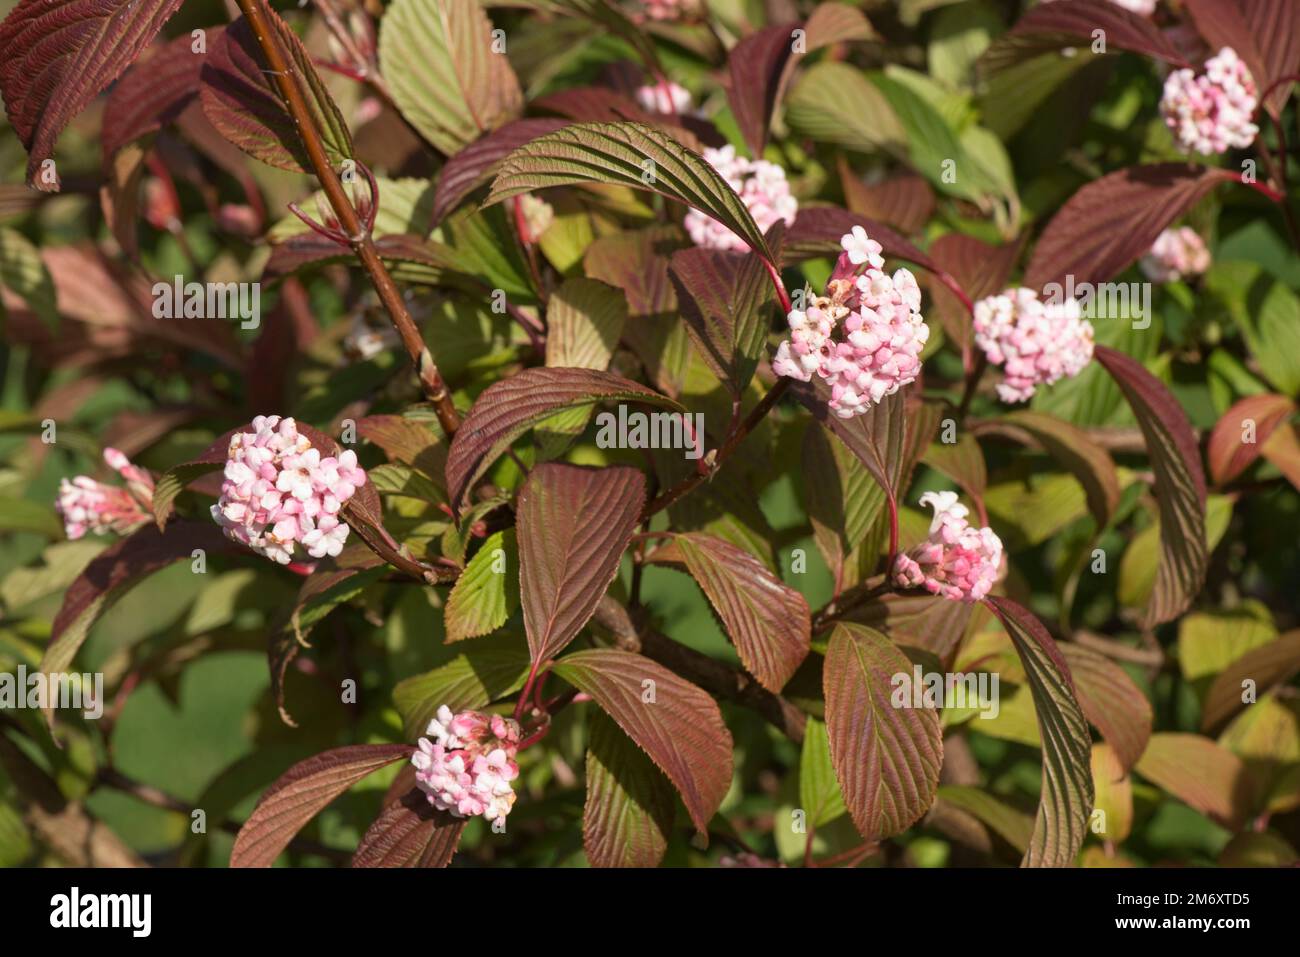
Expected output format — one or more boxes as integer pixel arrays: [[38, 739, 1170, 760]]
[[231, 0, 461, 436]]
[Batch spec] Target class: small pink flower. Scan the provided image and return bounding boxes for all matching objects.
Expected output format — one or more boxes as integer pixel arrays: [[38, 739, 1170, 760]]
[[973, 287, 1094, 403], [892, 491, 1003, 603], [1160, 47, 1258, 156], [55, 448, 155, 540], [412, 705, 522, 824], [840, 225, 884, 268], [1140, 226, 1211, 283], [685, 146, 798, 252]]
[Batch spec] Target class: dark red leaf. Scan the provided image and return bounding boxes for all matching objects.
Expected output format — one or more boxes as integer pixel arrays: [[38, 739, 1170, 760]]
[[839, 161, 935, 236], [444, 367, 683, 514], [985, 596, 1094, 867], [102, 31, 212, 162], [552, 648, 733, 832], [517, 463, 645, 665], [926, 233, 1023, 357], [647, 532, 810, 692], [823, 623, 943, 840], [231, 744, 414, 867], [1023, 164, 1230, 290], [1095, 345, 1208, 627], [0, 0, 185, 189], [1206, 393, 1295, 485], [1060, 643, 1152, 773], [980, 0, 1189, 75], [199, 13, 354, 172], [351, 789, 466, 868], [1241, 0, 1300, 113]]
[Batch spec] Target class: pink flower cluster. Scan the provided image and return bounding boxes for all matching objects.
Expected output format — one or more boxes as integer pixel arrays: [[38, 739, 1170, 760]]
[[1160, 47, 1258, 155], [635, 80, 692, 115], [1140, 226, 1211, 283], [973, 287, 1095, 403], [56, 448, 155, 540], [412, 705, 522, 823], [210, 415, 366, 565], [685, 145, 798, 252], [772, 226, 929, 418], [892, 491, 1003, 603]]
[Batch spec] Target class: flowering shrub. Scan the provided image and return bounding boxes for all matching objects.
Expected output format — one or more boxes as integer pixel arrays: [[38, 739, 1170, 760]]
[[0, 0, 1298, 874]]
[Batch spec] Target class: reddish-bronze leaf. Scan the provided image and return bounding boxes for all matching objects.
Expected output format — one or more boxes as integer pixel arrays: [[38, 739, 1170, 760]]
[[351, 789, 466, 868], [1134, 733, 1254, 830], [517, 463, 645, 665], [552, 648, 733, 832], [1023, 164, 1230, 291], [231, 744, 414, 867], [583, 710, 675, 867], [102, 31, 211, 162], [839, 161, 935, 236], [845, 592, 973, 661], [1060, 643, 1152, 773], [980, 0, 1188, 75], [1243, 0, 1300, 114], [432, 118, 568, 226], [728, 4, 877, 156], [199, 13, 354, 172], [926, 232, 1023, 356], [1095, 345, 1208, 628], [1202, 631, 1300, 731], [0, 0, 185, 189], [1206, 393, 1295, 485], [823, 623, 943, 840], [668, 244, 774, 396], [647, 532, 810, 692], [986, 597, 1093, 867], [444, 367, 682, 513]]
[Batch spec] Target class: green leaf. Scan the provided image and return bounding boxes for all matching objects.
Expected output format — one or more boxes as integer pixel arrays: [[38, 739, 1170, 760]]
[[0, 227, 57, 329], [485, 121, 774, 264], [444, 530, 519, 643], [803, 422, 887, 588], [786, 62, 906, 157], [799, 717, 847, 828], [985, 596, 1094, 867], [392, 637, 531, 738], [378, 0, 522, 155], [823, 623, 943, 840], [973, 410, 1121, 528], [0, 497, 63, 538], [583, 710, 675, 868], [936, 784, 1034, 854], [545, 278, 627, 371]]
